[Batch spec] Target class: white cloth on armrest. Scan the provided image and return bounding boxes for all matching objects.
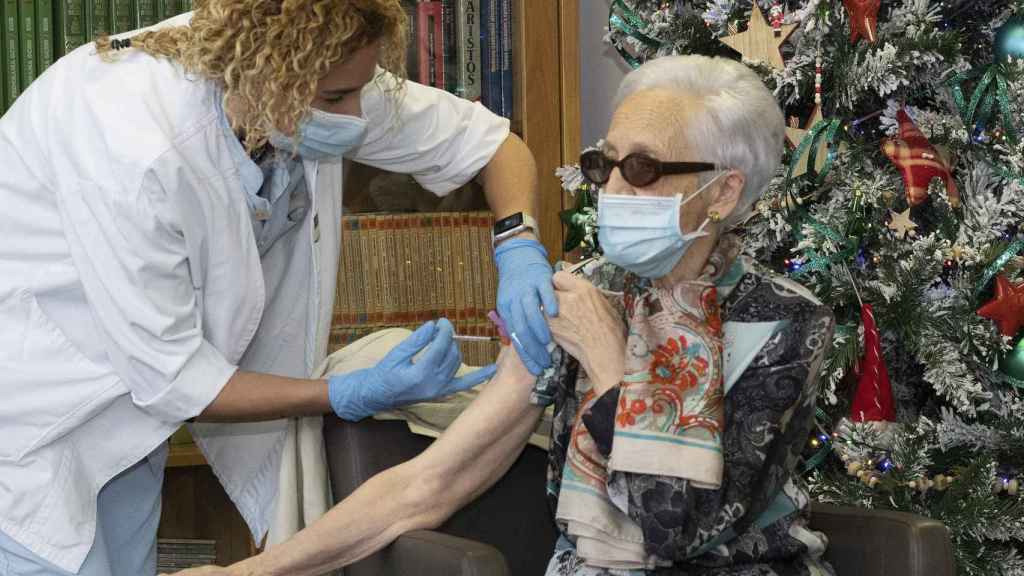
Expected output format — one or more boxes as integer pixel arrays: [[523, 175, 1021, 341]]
[[317, 328, 553, 450]]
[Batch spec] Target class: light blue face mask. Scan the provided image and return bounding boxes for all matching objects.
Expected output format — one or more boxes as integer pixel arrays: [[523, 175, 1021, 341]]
[[597, 172, 724, 279], [269, 108, 369, 160]]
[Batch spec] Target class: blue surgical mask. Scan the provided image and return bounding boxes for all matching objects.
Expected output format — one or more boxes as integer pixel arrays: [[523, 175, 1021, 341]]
[[597, 172, 724, 279], [269, 108, 368, 160]]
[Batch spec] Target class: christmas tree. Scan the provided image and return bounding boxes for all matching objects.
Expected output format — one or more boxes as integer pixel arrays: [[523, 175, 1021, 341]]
[[559, 1, 1024, 574]]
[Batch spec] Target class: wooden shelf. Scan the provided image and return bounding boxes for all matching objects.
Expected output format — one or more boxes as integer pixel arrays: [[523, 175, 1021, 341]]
[[167, 443, 208, 468]]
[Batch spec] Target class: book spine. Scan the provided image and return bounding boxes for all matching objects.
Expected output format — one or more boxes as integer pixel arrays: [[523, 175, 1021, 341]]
[[417, 2, 443, 88], [339, 216, 356, 325], [370, 214, 382, 323], [425, 214, 440, 319], [55, 1, 87, 57], [441, 0, 456, 94], [112, 0, 136, 33], [454, 214, 467, 320], [351, 218, 367, 325], [485, 0, 498, 114], [482, 213, 497, 312], [442, 214, 456, 319], [455, 0, 480, 101], [90, 0, 112, 36], [391, 215, 405, 324], [0, 0, 5, 112], [35, 0, 54, 73], [499, 0, 512, 119], [470, 213, 486, 318], [416, 2, 429, 85], [1, 0, 16, 109], [401, 1, 417, 82], [477, 0, 488, 109], [461, 212, 476, 319], [137, 0, 157, 28], [17, 0, 35, 92], [381, 215, 395, 324]]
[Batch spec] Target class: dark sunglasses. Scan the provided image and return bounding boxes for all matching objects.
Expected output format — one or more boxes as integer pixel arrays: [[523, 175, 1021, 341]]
[[579, 149, 716, 188]]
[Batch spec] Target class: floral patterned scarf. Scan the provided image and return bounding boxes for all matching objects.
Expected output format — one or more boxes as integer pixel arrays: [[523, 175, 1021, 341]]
[[554, 243, 734, 570]]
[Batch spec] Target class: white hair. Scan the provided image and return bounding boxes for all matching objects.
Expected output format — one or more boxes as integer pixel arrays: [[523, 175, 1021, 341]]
[[615, 55, 785, 226]]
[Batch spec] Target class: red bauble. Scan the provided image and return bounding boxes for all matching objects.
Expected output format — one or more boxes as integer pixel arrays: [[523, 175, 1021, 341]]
[[843, 0, 881, 43], [882, 108, 960, 208], [850, 304, 897, 423], [977, 275, 1024, 337]]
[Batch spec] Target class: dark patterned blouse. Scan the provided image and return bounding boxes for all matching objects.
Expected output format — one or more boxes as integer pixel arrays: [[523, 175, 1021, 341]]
[[539, 252, 837, 576]]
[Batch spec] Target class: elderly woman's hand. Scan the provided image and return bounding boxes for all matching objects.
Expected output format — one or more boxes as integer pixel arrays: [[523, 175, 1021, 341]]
[[548, 271, 626, 396]]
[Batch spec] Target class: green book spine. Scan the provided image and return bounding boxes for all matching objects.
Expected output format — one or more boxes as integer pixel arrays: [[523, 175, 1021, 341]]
[[17, 0, 35, 92], [55, 1, 87, 56], [90, 0, 111, 36], [137, 0, 156, 27], [35, 0, 54, 72], [0, 1, 4, 112], [180, 0, 191, 12], [2, 0, 17, 109], [111, 0, 134, 32]]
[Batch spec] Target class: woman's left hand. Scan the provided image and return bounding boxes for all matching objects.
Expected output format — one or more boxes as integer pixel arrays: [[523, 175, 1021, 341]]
[[548, 271, 626, 396]]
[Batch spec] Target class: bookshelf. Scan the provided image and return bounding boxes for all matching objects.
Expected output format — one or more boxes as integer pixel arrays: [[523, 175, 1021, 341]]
[[333, 0, 582, 365]]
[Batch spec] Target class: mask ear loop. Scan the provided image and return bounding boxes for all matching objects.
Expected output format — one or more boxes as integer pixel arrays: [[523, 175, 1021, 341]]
[[680, 168, 726, 235]]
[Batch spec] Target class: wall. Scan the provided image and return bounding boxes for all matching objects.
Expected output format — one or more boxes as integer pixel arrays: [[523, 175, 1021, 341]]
[[578, 0, 631, 148]]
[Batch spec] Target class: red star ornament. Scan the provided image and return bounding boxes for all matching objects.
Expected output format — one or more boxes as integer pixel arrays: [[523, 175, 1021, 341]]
[[843, 0, 881, 44], [977, 275, 1024, 337], [881, 108, 960, 208]]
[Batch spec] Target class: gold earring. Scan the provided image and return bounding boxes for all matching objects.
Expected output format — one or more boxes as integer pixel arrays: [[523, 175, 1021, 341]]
[[709, 210, 722, 223]]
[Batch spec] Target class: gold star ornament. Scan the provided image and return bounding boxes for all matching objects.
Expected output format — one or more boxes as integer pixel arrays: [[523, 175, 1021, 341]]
[[719, 3, 798, 71], [785, 105, 848, 178], [887, 208, 918, 239]]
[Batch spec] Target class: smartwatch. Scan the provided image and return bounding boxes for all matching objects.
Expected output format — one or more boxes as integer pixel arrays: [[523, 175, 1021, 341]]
[[492, 212, 539, 247]]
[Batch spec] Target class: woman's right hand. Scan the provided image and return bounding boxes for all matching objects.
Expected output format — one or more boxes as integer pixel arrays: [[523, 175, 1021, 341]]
[[327, 319, 497, 421], [548, 271, 626, 396]]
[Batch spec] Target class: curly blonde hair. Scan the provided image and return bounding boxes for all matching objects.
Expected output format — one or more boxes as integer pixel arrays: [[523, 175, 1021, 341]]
[[98, 0, 406, 152]]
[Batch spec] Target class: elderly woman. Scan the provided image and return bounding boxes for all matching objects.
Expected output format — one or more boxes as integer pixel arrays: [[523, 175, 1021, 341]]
[[170, 54, 834, 576], [537, 54, 835, 575]]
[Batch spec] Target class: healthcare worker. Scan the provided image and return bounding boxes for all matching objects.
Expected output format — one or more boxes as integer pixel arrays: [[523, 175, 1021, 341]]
[[0, 1, 558, 574]]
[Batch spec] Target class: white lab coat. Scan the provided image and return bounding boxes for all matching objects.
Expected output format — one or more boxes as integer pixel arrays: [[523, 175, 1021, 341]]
[[0, 14, 509, 572]]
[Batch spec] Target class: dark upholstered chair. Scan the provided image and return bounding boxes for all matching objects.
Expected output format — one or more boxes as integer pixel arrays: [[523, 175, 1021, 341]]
[[324, 416, 955, 576]]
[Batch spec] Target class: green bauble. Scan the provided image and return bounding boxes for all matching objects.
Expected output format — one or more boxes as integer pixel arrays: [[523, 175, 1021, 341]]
[[1000, 334, 1024, 381], [995, 14, 1024, 62]]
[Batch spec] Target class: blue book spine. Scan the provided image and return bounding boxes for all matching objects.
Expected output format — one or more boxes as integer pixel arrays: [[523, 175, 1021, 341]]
[[499, 0, 511, 119], [480, 0, 498, 113]]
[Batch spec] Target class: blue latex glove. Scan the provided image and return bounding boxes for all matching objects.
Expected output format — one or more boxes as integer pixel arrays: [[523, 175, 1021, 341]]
[[494, 238, 558, 375], [328, 319, 497, 421]]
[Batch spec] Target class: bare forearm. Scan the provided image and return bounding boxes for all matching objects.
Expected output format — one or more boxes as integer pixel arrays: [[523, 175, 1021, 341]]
[[481, 133, 539, 220], [233, 351, 540, 576], [235, 464, 418, 576], [197, 370, 330, 422]]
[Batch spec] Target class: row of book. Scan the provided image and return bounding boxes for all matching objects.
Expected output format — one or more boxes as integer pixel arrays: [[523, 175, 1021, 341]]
[[405, 0, 513, 119], [157, 539, 217, 573], [333, 211, 499, 326], [331, 211, 502, 364], [1, 0, 194, 114], [330, 320, 501, 367]]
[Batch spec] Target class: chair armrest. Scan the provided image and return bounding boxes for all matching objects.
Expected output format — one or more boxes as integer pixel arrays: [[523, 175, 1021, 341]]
[[810, 503, 954, 576], [343, 530, 509, 576]]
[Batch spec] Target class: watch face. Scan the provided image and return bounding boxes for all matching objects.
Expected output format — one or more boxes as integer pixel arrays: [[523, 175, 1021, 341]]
[[494, 212, 524, 234]]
